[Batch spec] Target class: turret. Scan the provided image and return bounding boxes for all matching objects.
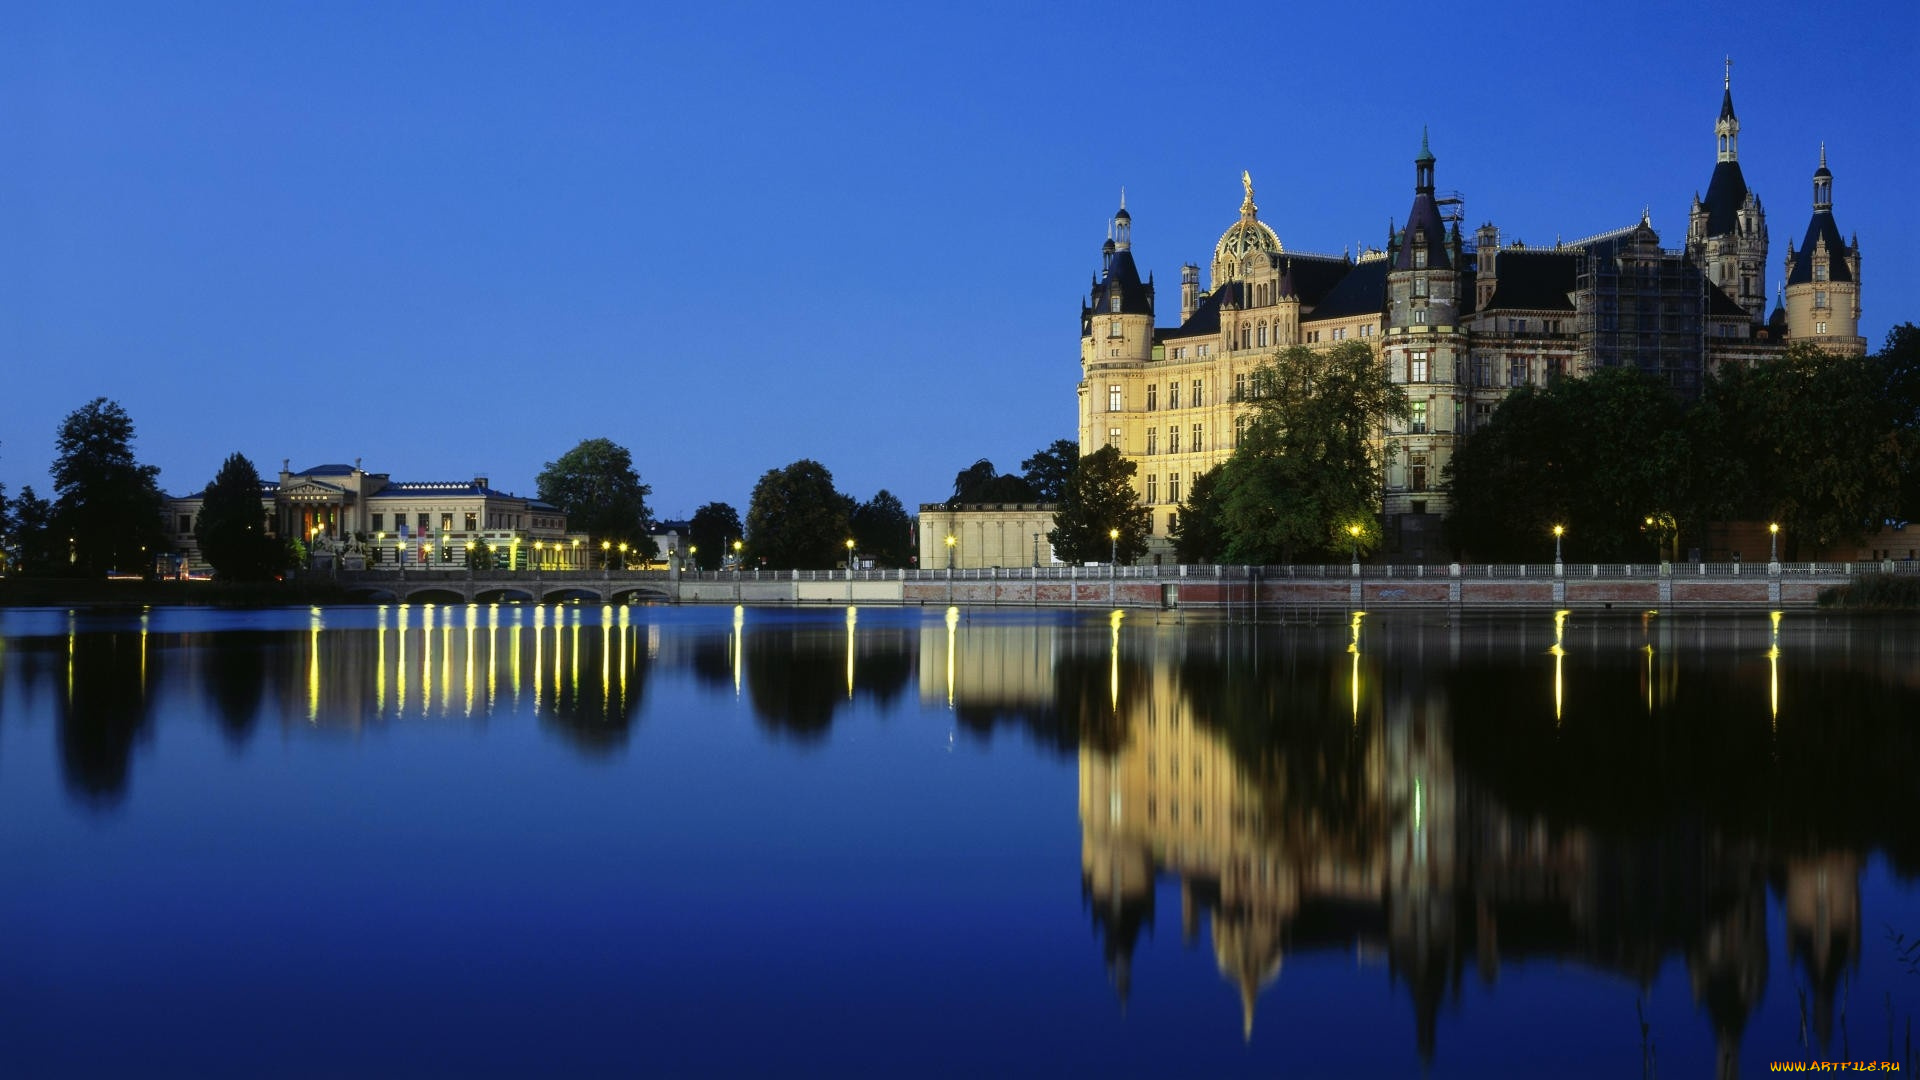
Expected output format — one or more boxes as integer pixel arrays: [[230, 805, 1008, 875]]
[[1687, 62, 1769, 321], [1782, 145, 1865, 354]]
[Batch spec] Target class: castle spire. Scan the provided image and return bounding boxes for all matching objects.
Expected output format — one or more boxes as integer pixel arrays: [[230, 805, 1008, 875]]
[[1717, 60, 1740, 162]]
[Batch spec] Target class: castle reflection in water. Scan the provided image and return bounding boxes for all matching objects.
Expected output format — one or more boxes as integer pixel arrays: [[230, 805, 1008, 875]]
[[928, 608, 1913, 1075], [12, 603, 1918, 1073]]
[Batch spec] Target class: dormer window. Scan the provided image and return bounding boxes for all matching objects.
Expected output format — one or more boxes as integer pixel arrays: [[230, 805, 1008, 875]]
[[1413, 249, 1428, 269], [1414, 229, 1426, 245], [1110, 294, 1122, 313], [1108, 320, 1122, 338], [1814, 263, 1829, 282]]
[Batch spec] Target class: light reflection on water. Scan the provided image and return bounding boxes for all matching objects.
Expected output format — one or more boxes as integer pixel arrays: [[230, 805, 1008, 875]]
[[1, 603, 1917, 1077]]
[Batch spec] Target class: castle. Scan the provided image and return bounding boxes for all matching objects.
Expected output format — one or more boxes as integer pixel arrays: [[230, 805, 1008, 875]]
[[1077, 71, 1864, 560]]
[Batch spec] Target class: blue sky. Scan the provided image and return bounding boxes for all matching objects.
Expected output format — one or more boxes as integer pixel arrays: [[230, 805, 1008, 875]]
[[4, 2, 1916, 520]]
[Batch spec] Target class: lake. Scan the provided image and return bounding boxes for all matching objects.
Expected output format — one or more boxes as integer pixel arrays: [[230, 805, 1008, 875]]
[[1, 603, 1916, 1077]]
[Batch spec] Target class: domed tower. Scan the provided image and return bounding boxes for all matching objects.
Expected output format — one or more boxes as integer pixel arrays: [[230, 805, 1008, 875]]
[[1382, 130, 1464, 534], [1211, 171, 1282, 290], [1078, 195, 1156, 453], [1782, 146, 1866, 354], [1687, 63, 1769, 322]]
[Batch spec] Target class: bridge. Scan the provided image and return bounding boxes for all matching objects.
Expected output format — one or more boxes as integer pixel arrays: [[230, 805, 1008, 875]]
[[327, 559, 1904, 611]]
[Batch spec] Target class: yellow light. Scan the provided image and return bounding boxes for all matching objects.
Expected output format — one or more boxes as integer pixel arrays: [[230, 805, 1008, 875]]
[[1348, 523, 1362, 538], [944, 535, 955, 548], [1769, 522, 1780, 535], [845, 539, 854, 551], [1108, 528, 1119, 540], [1553, 525, 1565, 538]]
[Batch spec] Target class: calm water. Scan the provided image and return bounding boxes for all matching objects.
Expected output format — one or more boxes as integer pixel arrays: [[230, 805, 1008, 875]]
[[1, 603, 1917, 1077]]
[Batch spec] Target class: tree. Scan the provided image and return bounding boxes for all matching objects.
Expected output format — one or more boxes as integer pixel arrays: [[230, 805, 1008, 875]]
[[1214, 342, 1407, 563], [1689, 344, 1900, 553], [536, 438, 656, 557], [194, 453, 285, 582], [51, 398, 166, 577], [1170, 465, 1226, 563], [689, 502, 743, 570], [950, 458, 1036, 505], [9, 485, 54, 574], [1444, 368, 1687, 562], [851, 490, 914, 567], [745, 459, 853, 569], [469, 539, 496, 572], [1021, 439, 1080, 503], [1048, 445, 1150, 564]]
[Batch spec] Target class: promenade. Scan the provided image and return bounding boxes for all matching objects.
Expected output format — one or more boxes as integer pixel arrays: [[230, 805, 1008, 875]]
[[331, 559, 1907, 611]]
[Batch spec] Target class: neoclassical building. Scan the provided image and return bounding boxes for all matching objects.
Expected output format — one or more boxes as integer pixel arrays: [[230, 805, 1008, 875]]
[[165, 461, 578, 571], [1078, 73, 1865, 560]]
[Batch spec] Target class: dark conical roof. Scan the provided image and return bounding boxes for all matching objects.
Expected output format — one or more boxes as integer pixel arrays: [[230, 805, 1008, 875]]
[[1786, 211, 1852, 285], [1719, 85, 1737, 122], [1092, 249, 1155, 316], [1701, 161, 1750, 237]]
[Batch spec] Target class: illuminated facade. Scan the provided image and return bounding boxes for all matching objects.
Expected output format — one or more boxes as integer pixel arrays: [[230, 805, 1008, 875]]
[[915, 503, 1059, 570], [1078, 74, 1866, 559], [164, 460, 576, 570]]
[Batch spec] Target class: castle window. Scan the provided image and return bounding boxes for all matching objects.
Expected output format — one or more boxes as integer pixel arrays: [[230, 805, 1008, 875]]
[[1234, 372, 1247, 400], [1146, 474, 1157, 503], [1240, 324, 1251, 349], [1257, 322, 1268, 347], [1410, 401, 1428, 434], [1108, 320, 1122, 339], [1168, 511, 1178, 534], [1191, 379, 1204, 406], [1146, 383, 1157, 410], [1110, 294, 1121, 313], [1168, 382, 1180, 409], [1235, 414, 1249, 445], [1198, 344, 1210, 357], [1146, 427, 1157, 455], [1410, 351, 1429, 383], [1192, 423, 1203, 453], [1414, 249, 1428, 269], [1411, 453, 1429, 491], [1168, 426, 1180, 454], [418, 513, 431, 533], [1509, 359, 1525, 387], [1413, 276, 1428, 297], [1332, 327, 1346, 341], [1816, 321, 1829, 335], [1414, 309, 1427, 325], [1108, 427, 1122, 450], [1814, 263, 1829, 282], [1108, 385, 1123, 411], [1815, 291, 1829, 309], [1168, 473, 1182, 503], [371, 513, 384, 532], [1475, 357, 1492, 386]]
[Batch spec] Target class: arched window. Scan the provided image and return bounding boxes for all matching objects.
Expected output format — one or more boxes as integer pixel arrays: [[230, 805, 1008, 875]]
[[1240, 324, 1251, 350], [1257, 323, 1268, 348]]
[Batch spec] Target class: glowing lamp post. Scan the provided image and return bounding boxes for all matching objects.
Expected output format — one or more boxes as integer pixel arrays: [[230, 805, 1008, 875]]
[[601, 539, 611, 570], [1552, 525, 1565, 572], [1769, 522, 1780, 566], [944, 534, 956, 572], [572, 537, 581, 569], [1348, 523, 1362, 573], [732, 539, 743, 569], [618, 542, 629, 570], [1109, 528, 1120, 578], [845, 539, 856, 580]]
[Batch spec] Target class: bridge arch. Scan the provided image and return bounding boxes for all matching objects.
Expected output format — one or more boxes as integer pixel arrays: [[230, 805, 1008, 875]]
[[538, 585, 609, 604], [474, 587, 537, 604], [400, 586, 469, 605], [610, 585, 673, 605]]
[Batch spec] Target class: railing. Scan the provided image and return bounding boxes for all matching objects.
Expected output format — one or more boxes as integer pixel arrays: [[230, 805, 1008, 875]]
[[341, 560, 1917, 586]]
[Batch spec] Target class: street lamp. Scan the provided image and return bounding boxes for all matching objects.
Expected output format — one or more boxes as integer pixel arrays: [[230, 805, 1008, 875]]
[[732, 539, 743, 569], [689, 544, 699, 573], [533, 540, 544, 570], [618, 541, 629, 570], [1348, 523, 1362, 568], [572, 537, 581, 568], [601, 539, 611, 569], [1769, 522, 1780, 563], [845, 538, 856, 577], [1552, 524, 1565, 566], [944, 534, 956, 570], [1109, 528, 1120, 577]]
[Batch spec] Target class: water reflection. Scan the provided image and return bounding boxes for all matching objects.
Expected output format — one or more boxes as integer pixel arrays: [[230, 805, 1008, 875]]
[[6, 605, 1918, 1073], [1048, 613, 1919, 1071]]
